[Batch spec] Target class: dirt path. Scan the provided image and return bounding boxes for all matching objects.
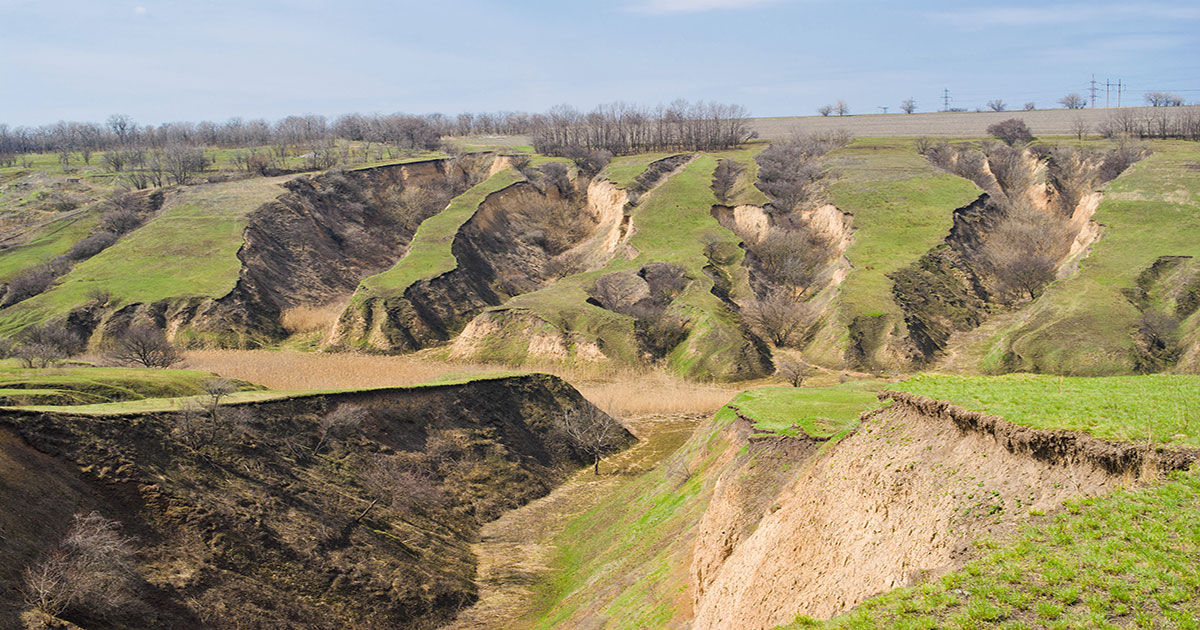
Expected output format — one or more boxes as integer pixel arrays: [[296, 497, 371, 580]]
[[444, 413, 702, 630]]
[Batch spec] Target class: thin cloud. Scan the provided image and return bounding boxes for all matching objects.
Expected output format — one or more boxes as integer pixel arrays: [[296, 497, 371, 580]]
[[927, 3, 1200, 29], [628, 0, 780, 15]]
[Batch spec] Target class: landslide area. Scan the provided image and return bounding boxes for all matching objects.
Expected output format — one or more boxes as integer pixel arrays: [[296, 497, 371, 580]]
[[690, 390, 1196, 629], [891, 142, 1146, 364], [0, 374, 631, 630], [335, 161, 628, 352]]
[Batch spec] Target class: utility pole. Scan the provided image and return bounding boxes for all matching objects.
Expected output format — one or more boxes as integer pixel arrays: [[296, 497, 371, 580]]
[[1117, 80, 1123, 107], [942, 88, 951, 112], [1090, 74, 1098, 108], [1105, 79, 1112, 108]]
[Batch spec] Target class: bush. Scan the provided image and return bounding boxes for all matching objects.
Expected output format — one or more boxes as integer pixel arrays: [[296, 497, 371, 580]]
[[22, 511, 137, 618], [777, 360, 814, 386], [13, 323, 82, 368], [986, 118, 1034, 146], [2, 266, 56, 306], [66, 231, 119, 260], [99, 208, 142, 234]]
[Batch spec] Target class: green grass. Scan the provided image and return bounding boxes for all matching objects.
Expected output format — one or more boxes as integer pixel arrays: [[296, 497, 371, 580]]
[[892, 372, 1200, 447], [979, 140, 1200, 375], [0, 362, 261, 407], [0, 176, 290, 334], [828, 137, 981, 323], [726, 382, 882, 438], [603, 152, 683, 189], [0, 211, 99, 281], [13, 370, 524, 415], [357, 168, 523, 294], [794, 469, 1200, 630]]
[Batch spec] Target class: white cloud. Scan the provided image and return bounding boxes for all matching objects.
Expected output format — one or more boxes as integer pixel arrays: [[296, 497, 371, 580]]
[[628, 0, 780, 15]]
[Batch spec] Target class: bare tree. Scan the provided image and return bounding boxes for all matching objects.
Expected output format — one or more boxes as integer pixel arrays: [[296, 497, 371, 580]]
[[99, 208, 143, 234], [986, 118, 1034, 146], [556, 404, 626, 475], [900, 99, 917, 114], [987, 99, 1007, 112], [1023, 101, 1036, 111], [22, 511, 137, 618], [105, 323, 182, 368], [1058, 94, 1087, 109], [13, 323, 81, 368], [1071, 116, 1090, 141], [743, 291, 815, 347], [817, 104, 834, 117], [2, 266, 55, 306], [834, 100, 849, 116], [203, 378, 238, 419], [1145, 92, 1184, 107], [776, 360, 815, 387]]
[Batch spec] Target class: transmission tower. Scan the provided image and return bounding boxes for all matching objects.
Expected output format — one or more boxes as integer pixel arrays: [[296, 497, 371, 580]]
[[942, 88, 951, 112]]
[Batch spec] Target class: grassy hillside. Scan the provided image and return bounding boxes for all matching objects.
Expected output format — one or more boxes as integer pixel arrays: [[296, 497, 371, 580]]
[[969, 140, 1200, 375], [0, 362, 260, 406], [828, 138, 980, 326], [728, 382, 881, 437], [0, 176, 290, 333], [893, 372, 1200, 447], [0, 212, 98, 281]]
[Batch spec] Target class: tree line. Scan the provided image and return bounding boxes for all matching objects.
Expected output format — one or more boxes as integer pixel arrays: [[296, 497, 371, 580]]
[[530, 101, 754, 156]]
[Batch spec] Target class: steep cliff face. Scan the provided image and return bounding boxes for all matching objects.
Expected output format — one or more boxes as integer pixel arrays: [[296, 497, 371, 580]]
[[0, 375, 632, 630], [689, 392, 1196, 629]]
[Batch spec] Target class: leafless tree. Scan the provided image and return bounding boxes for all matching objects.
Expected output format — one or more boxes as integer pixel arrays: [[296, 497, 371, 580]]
[[817, 104, 834, 117], [777, 359, 814, 387], [743, 291, 815, 347], [987, 99, 1007, 112], [105, 323, 182, 368], [363, 453, 446, 513], [1058, 94, 1087, 110], [22, 511, 137, 618], [986, 118, 1034, 146], [203, 378, 238, 419], [99, 208, 143, 234], [754, 133, 851, 212], [1023, 101, 1036, 111], [834, 100, 849, 116], [66, 232, 118, 260], [900, 99, 917, 114], [590, 272, 649, 312], [1145, 92, 1184, 107], [1071, 116, 1090, 141], [556, 404, 626, 475], [750, 230, 831, 290], [13, 323, 81, 368], [161, 144, 208, 185]]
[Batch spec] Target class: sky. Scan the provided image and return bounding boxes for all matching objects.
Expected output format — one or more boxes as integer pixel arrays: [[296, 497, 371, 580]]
[[1, 0, 1198, 127]]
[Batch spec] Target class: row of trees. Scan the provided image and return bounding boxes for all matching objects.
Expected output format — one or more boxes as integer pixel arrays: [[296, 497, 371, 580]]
[[530, 100, 754, 155]]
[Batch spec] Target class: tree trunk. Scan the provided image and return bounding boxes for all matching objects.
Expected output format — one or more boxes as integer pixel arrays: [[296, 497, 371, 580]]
[[594, 455, 600, 476]]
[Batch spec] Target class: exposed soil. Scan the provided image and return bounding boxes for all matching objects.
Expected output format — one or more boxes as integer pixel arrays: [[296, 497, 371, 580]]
[[690, 392, 1198, 629]]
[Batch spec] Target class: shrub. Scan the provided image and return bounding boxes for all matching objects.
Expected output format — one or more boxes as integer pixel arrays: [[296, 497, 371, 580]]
[[986, 118, 1034, 146], [22, 511, 137, 618], [98, 208, 142, 235], [2, 266, 56, 306], [13, 323, 81, 368], [66, 231, 119, 260], [777, 360, 814, 387]]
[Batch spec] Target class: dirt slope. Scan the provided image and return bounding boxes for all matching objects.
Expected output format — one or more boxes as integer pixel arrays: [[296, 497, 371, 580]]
[[0, 374, 629, 630], [690, 392, 1197, 629]]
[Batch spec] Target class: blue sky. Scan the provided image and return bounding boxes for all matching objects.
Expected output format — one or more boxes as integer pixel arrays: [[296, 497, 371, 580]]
[[1, 0, 1197, 126]]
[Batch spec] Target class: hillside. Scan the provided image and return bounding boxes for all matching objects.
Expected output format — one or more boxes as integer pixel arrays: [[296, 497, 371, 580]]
[[0, 372, 627, 629], [0, 133, 1196, 382]]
